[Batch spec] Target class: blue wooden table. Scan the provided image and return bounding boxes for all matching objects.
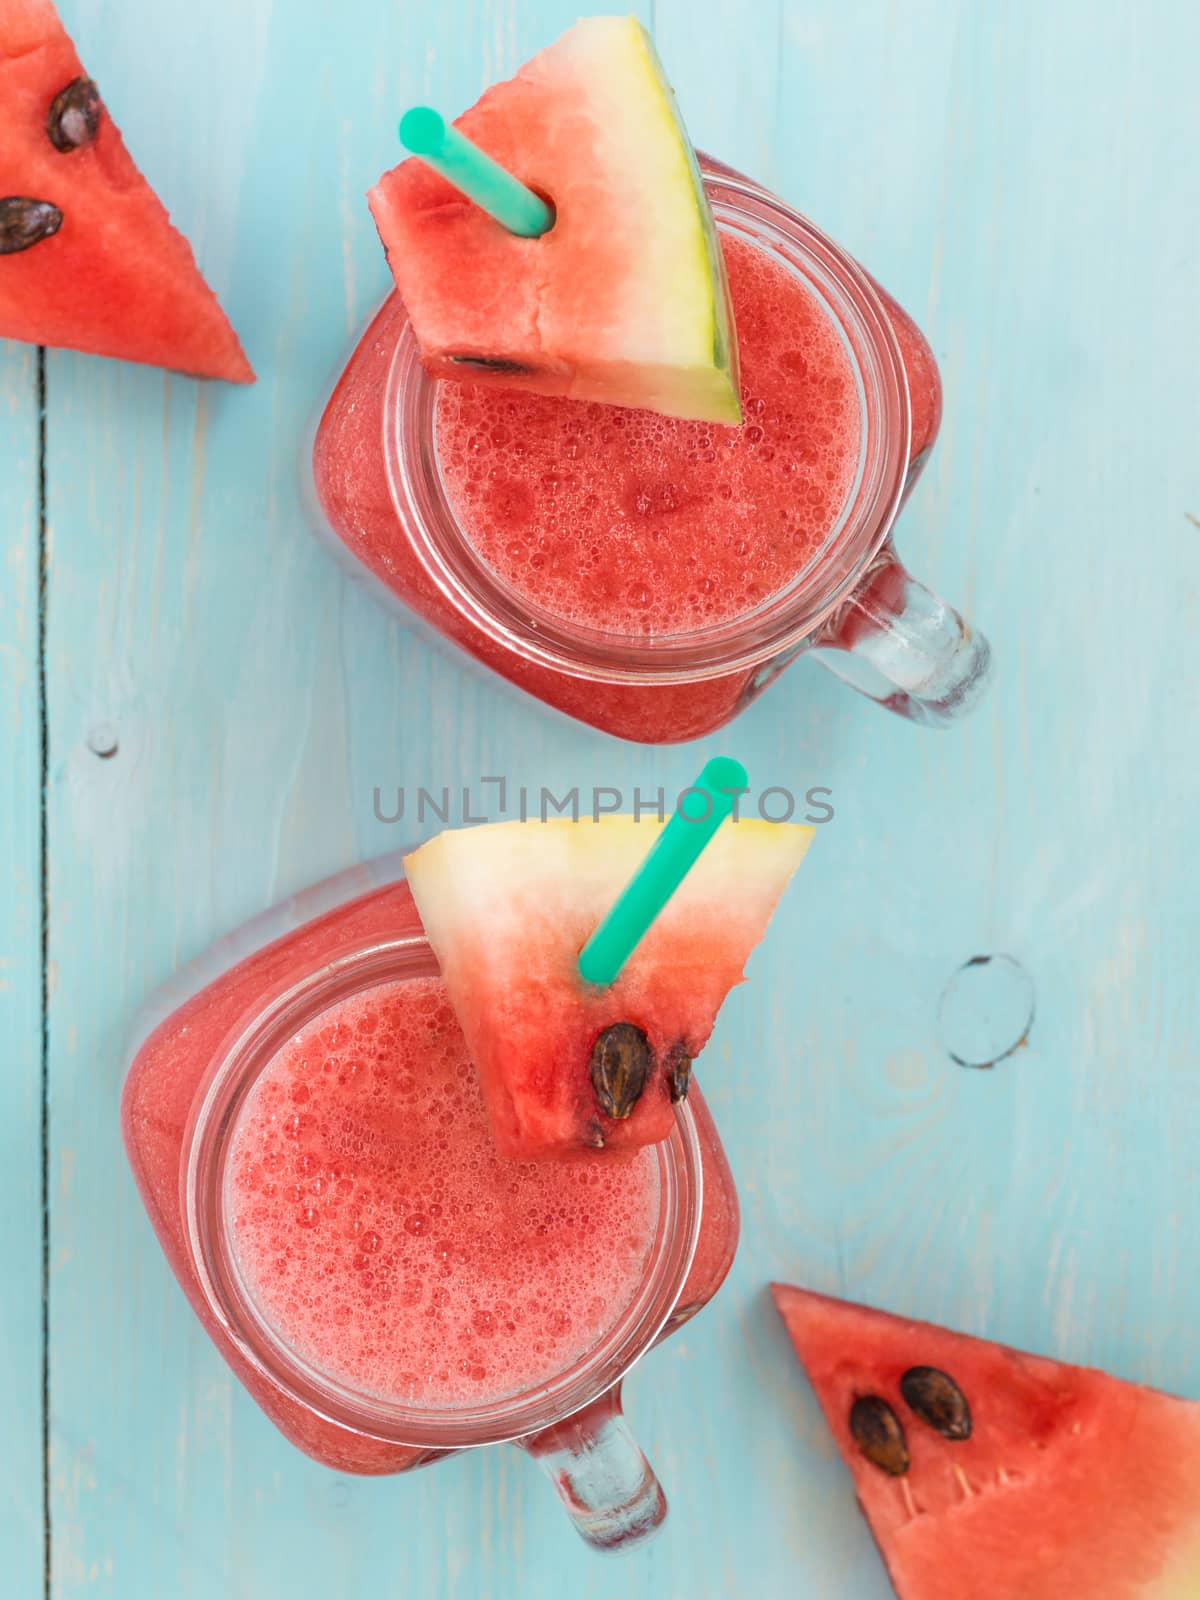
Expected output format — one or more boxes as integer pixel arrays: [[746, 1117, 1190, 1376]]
[[3, 1, 1199, 1594]]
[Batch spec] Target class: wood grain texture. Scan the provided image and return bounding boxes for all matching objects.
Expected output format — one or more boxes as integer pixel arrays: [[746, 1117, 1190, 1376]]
[[2, 0, 1197, 1595], [0, 340, 43, 1600]]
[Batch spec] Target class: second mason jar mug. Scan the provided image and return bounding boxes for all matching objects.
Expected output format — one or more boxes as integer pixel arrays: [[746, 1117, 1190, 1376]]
[[121, 855, 742, 1551]]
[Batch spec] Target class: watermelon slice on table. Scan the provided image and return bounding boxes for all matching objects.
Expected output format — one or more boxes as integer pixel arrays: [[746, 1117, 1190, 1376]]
[[771, 1284, 1200, 1600], [405, 817, 811, 1157], [0, 0, 253, 381], [370, 16, 740, 424]]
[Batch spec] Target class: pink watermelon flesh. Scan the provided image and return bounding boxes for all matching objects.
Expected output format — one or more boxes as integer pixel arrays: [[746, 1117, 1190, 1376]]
[[771, 1284, 1200, 1600], [0, 0, 253, 381], [368, 18, 739, 422], [405, 819, 811, 1158]]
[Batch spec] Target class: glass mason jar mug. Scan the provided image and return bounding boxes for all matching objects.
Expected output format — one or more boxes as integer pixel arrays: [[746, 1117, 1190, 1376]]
[[121, 856, 740, 1551], [310, 155, 990, 744]]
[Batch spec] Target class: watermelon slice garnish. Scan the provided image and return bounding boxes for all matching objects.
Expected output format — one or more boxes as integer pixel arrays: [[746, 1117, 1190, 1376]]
[[0, 0, 253, 382], [405, 817, 811, 1157], [772, 1284, 1200, 1599], [369, 16, 740, 424]]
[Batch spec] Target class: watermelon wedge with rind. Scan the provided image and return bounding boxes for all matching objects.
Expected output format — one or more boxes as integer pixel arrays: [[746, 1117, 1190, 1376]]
[[405, 817, 811, 1157], [772, 1284, 1200, 1600], [0, 0, 253, 381], [369, 16, 740, 424]]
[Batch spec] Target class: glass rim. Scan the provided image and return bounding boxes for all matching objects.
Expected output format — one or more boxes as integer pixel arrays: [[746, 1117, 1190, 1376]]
[[381, 158, 912, 686], [181, 934, 704, 1450]]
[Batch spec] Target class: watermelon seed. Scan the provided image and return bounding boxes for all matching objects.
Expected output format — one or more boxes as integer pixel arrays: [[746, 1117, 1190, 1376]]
[[47, 78, 102, 153], [848, 1395, 910, 1477], [900, 1366, 973, 1440], [666, 1046, 692, 1103], [0, 197, 63, 255], [449, 356, 532, 375], [589, 1022, 650, 1121]]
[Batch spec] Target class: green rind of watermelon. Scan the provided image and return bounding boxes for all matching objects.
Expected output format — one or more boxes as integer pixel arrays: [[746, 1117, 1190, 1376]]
[[0, 0, 253, 382], [771, 1284, 1200, 1600]]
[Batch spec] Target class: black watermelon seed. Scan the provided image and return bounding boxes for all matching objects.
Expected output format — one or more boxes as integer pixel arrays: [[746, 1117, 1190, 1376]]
[[47, 77, 102, 152], [900, 1366, 973, 1441], [0, 198, 63, 255], [665, 1045, 692, 1103], [590, 1022, 652, 1121], [849, 1395, 910, 1476], [449, 355, 531, 374]]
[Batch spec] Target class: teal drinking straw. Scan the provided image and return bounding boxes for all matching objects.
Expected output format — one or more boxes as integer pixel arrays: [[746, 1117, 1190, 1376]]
[[399, 106, 554, 238], [577, 757, 750, 988]]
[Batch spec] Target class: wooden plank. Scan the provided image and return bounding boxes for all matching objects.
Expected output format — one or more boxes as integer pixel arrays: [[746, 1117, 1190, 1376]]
[[653, 2, 1200, 1594], [35, 1, 1200, 1598], [0, 341, 44, 1594]]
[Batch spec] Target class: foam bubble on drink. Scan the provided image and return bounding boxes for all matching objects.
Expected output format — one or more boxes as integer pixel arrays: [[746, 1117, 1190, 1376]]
[[434, 233, 862, 636], [227, 979, 660, 1409]]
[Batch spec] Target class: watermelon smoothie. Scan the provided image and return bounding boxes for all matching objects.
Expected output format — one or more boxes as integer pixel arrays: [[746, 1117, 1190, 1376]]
[[225, 974, 661, 1409], [121, 856, 738, 1542], [312, 158, 988, 741], [434, 231, 863, 637]]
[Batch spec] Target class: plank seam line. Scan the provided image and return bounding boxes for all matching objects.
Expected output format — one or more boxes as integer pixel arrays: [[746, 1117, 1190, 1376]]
[[37, 344, 51, 1600]]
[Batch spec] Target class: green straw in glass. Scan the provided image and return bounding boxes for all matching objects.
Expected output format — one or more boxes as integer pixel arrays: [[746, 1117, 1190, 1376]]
[[399, 106, 554, 238], [577, 757, 750, 988]]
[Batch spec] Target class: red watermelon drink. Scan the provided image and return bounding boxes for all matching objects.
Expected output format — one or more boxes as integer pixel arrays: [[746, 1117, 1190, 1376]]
[[226, 975, 662, 1410], [310, 26, 989, 743], [432, 231, 865, 639], [121, 855, 739, 1549]]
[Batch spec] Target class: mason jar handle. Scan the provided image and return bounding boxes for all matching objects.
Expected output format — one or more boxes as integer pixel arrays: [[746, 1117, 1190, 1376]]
[[517, 1384, 667, 1552], [812, 544, 992, 725]]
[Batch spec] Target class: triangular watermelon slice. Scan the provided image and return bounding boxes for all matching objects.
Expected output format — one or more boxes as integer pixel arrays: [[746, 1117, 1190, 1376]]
[[369, 16, 740, 424], [772, 1284, 1200, 1599], [405, 817, 811, 1157], [0, 0, 253, 381]]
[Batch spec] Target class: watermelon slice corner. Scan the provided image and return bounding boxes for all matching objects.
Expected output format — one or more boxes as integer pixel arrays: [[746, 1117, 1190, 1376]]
[[369, 16, 740, 425], [405, 816, 812, 1158], [0, 0, 254, 383], [771, 1283, 1200, 1600]]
